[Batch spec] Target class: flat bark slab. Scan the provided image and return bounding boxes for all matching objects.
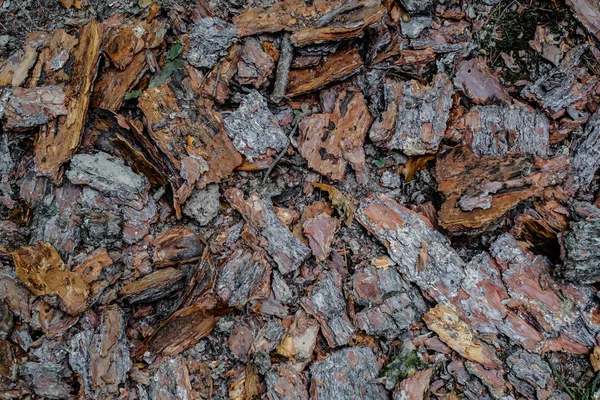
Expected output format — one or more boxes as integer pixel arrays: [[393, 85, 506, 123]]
[[300, 269, 355, 347], [571, 108, 600, 191], [370, 73, 453, 155], [309, 346, 387, 400], [435, 146, 568, 232], [224, 90, 288, 168], [286, 47, 363, 97], [215, 248, 271, 308], [565, 0, 600, 40], [12, 242, 89, 315], [356, 193, 465, 305], [266, 363, 309, 400], [34, 20, 103, 180], [4, 86, 67, 129], [561, 202, 600, 283], [394, 369, 433, 400], [352, 265, 427, 339], [457, 105, 550, 157], [454, 58, 509, 105], [299, 85, 371, 184], [66, 151, 150, 210], [236, 38, 276, 88], [225, 188, 310, 274], [68, 305, 131, 398], [303, 213, 340, 261]]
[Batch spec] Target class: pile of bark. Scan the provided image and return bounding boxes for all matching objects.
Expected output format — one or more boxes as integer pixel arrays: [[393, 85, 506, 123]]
[[2, 0, 600, 398]]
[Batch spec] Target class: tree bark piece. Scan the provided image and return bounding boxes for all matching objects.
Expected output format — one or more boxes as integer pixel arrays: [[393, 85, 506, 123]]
[[66, 151, 150, 210], [12, 242, 89, 315], [370, 73, 453, 155], [91, 52, 148, 112], [457, 105, 550, 157], [4, 86, 67, 129], [561, 202, 600, 283], [34, 20, 103, 180], [266, 363, 309, 400], [435, 146, 568, 232], [298, 85, 371, 184], [352, 265, 427, 339], [356, 193, 465, 305], [152, 226, 204, 266], [120, 268, 186, 304], [139, 84, 242, 209], [454, 58, 509, 105], [224, 90, 289, 169], [309, 346, 387, 400], [571, 108, 600, 191], [68, 305, 131, 398], [394, 369, 433, 400], [300, 269, 355, 347], [215, 248, 271, 308], [225, 188, 310, 274], [424, 304, 501, 369], [137, 296, 225, 360], [302, 213, 340, 262], [286, 47, 363, 97]]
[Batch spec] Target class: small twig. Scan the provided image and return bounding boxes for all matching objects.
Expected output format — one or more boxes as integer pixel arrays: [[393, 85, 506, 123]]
[[271, 33, 293, 104], [212, 60, 223, 98], [262, 121, 300, 183]]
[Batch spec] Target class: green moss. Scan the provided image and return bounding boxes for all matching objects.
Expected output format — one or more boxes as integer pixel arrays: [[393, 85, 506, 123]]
[[380, 348, 430, 382]]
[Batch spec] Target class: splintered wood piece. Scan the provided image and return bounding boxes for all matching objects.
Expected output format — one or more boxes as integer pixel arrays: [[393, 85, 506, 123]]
[[92, 52, 148, 111], [138, 83, 242, 210], [120, 268, 186, 303], [286, 47, 363, 97], [232, 0, 346, 37], [299, 86, 372, 184], [11, 242, 89, 315], [423, 304, 501, 369], [290, 3, 385, 46], [29, 29, 77, 88], [34, 20, 103, 180], [435, 146, 569, 232], [137, 296, 226, 359], [4, 86, 67, 129], [225, 188, 310, 274]]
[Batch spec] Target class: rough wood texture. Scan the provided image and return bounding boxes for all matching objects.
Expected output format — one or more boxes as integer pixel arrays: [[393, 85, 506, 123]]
[[225, 188, 310, 274], [435, 146, 568, 231], [356, 193, 465, 305], [571, 108, 600, 191], [286, 47, 363, 97], [457, 105, 550, 157], [298, 86, 371, 184], [120, 268, 186, 303], [12, 242, 89, 315], [4, 86, 67, 129], [309, 347, 387, 400], [370, 73, 453, 155], [138, 83, 242, 211], [34, 20, 103, 180], [91, 52, 148, 111]]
